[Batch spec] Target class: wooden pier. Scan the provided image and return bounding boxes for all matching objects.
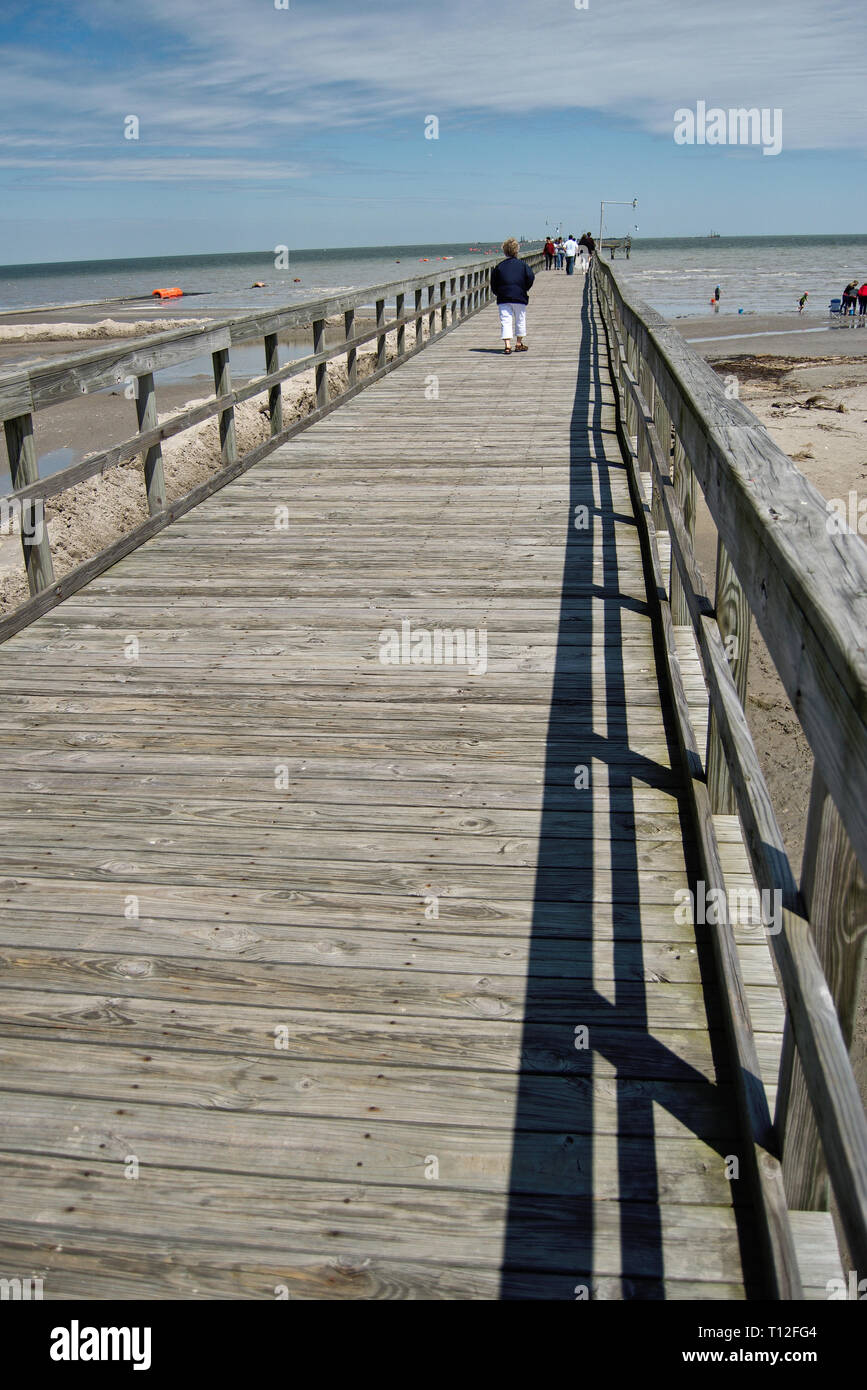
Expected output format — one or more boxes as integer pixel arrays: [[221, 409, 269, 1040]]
[[0, 254, 863, 1299]]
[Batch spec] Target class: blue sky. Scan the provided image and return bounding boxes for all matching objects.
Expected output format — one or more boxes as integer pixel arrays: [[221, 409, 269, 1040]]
[[1, 0, 865, 263]]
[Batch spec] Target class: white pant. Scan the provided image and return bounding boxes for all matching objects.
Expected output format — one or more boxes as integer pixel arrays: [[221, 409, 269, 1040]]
[[499, 303, 527, 339]]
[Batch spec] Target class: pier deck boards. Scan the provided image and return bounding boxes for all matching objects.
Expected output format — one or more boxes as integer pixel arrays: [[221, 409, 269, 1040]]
[[0, 271, 770, 1299]]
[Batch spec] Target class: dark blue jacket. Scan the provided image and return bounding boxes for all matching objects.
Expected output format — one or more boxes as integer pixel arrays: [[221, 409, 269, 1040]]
[[490, 256, 535, 305]]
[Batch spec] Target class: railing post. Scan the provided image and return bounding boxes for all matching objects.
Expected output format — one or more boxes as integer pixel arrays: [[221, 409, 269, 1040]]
[[778, 769, 867, 1213], [264, 333, 282, 437], [375, 298, 386, 370], [638, 356, 655, 424], [636, 407, 665, 535], [134, 371, 167, 515], [459, 275, 466, 318], [439, 280, 447, 331], [669, 429, 695, 624], [650, 379, 675, 541], [415, 288, 424, 345], [624, 334, 640, 439], [427, 283, 436, 336], [3, 413, 54, 595], [312, 318, 328, 409], [395, 294, 405, 357], [449, 277, 456, 324], [211, 348, 238, 465], [707, 536, 751, 813], [344, 309, 357, 387]]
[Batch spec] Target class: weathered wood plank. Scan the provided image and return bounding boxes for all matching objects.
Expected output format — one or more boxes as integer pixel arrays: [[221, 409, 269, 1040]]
[[0, 268, 761, 1298]]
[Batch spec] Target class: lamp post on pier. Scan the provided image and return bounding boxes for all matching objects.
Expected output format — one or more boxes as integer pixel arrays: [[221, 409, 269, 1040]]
[[599, 197, 638, 247]]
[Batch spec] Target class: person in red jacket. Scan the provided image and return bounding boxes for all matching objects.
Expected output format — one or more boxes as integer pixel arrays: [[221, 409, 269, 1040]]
[[490, 238, 535, 354], [544, 237, 555, 271], [859, 283, 867, 321]]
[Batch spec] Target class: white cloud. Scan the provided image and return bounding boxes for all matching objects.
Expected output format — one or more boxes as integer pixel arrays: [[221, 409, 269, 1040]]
[[0, 155, 311, 182], [0, 0, 864, 183]]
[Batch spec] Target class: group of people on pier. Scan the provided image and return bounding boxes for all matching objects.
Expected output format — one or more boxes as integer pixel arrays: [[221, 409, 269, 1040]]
[[543, 232, 595, 274]]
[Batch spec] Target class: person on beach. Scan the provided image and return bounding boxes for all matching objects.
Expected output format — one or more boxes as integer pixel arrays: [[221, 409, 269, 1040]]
[[842, 280, 859, 315], [544, 237, 555, 271], [798, 292, 809, 314], [490, 237, 535, 354], [858, 283, 867, 321], [563, 234, 578, 275]]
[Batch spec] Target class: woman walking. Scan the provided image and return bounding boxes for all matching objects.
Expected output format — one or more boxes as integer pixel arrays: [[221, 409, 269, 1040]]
[[490, 237, 535, 354], [544, 237, 555, 271]]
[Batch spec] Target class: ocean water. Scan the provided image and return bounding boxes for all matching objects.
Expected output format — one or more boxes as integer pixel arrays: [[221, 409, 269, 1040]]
[[0, 242, 522, 316], [612, 235, 867, 318], [2, 236, 865, 322]]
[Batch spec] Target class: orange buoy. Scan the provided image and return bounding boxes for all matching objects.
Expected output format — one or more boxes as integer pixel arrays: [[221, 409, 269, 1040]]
[[152, 287, 183, 298]]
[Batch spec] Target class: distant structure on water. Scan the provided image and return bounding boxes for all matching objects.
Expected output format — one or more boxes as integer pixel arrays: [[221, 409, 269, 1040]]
[[601, 235, 633, 259]]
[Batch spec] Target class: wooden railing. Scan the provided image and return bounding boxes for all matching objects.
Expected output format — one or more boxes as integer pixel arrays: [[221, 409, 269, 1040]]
[[0, 250, 543, 639], [594, 257, 867, 1298]]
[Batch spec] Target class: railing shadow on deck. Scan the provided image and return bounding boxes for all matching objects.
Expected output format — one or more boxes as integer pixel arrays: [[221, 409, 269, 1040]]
[[500, 276, 760, 1300]]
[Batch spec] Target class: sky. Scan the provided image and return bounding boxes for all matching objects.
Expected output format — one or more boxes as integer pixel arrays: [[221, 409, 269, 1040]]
[[0, 0, 865, 264]]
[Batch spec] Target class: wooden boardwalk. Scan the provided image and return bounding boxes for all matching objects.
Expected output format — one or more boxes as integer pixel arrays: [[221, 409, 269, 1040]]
[[0, 270, 813, 1298]]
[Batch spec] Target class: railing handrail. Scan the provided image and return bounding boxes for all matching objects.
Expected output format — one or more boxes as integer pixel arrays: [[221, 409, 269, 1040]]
[[593, 255, 867, 1290], [595, 258, 867, 872]]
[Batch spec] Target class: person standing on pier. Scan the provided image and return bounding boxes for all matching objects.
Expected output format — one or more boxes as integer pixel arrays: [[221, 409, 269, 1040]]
[[555, 237, 565, 270], [563, 234, 578, 275], [544, 237, 555, 270], [491, 238, 535, 353]]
